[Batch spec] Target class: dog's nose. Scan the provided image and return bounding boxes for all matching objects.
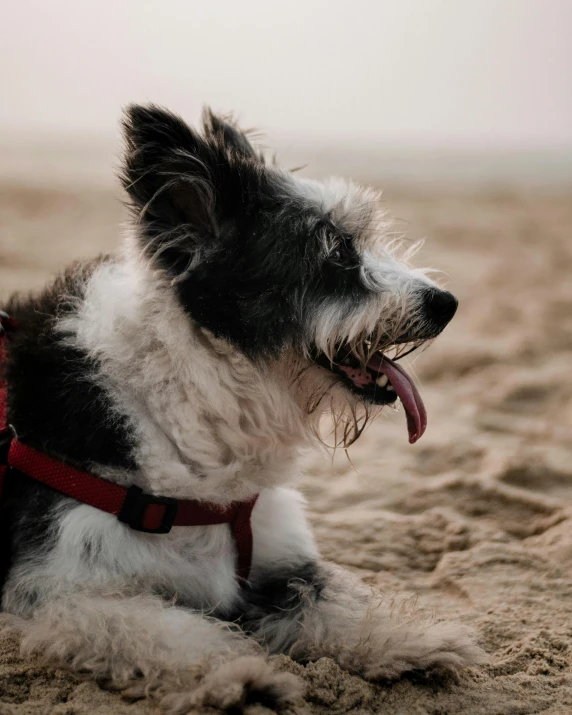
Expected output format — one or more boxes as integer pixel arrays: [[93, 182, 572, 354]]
[[423, 288, 458, 329]]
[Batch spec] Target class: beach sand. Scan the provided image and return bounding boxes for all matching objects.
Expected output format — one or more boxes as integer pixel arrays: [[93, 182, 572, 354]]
[[1, 184, 571, 714]]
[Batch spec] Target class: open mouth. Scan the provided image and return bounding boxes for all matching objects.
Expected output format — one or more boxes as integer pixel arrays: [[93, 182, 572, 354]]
[[313, 343, 428, 444]]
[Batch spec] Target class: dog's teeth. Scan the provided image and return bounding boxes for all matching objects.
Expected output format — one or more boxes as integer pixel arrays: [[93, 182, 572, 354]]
[[376, 375, 389, 388], [387, 384, 395, 392]]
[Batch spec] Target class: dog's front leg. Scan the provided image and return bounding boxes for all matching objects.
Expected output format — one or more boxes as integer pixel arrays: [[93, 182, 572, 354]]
[[1, 590, 302, 713], [241, 561, 485, 679], [247, 487, 485, 679]]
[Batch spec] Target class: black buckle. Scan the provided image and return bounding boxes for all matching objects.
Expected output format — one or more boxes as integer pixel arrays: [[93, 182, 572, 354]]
[[118, 485, 178, 534]]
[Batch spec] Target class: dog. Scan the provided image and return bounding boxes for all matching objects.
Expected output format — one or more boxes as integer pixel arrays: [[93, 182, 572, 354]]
[[0, 106, 484, 712]]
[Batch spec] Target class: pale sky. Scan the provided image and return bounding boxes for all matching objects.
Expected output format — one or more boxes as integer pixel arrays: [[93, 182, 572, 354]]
[[1, 0, 571, 149]]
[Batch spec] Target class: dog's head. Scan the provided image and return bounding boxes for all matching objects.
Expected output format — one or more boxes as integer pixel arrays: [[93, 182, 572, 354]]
[[121, 105, 457, 445]]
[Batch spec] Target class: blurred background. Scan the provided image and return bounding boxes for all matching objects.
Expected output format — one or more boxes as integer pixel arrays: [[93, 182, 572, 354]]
[[1, 0, 571, 188], [2, 4, 572, 712]]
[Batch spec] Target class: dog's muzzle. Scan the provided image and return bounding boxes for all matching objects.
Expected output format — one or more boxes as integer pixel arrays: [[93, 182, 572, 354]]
[[311, 287, 458, 444]]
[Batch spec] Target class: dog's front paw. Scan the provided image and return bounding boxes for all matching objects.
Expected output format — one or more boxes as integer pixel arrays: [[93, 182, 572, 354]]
[[359, 620, 487, 681], [159, 656, 304, 713]]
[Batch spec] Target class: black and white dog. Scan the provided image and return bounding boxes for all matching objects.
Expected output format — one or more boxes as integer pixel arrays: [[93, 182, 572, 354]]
[[0, 106, 483, 712]]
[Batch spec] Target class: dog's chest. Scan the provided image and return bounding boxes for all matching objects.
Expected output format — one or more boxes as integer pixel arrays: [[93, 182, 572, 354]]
[[82, 507, 241, 610]]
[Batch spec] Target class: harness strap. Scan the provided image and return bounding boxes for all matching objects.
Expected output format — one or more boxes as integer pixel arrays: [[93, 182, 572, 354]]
[[0, 312, 258, 582]]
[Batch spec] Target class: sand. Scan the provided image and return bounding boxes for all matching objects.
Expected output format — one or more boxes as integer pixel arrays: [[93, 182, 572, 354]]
[[1, 184, 571, 714]]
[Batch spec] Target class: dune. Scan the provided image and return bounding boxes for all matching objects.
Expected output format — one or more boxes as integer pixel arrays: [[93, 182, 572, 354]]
[[1, 184, 571, 714]]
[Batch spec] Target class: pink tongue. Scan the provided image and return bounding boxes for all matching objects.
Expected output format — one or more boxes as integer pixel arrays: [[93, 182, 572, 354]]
[[367, 353, 428, 444]]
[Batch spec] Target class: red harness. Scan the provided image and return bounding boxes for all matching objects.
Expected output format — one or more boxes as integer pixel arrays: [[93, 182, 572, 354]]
[[0, 312, 258, 582]]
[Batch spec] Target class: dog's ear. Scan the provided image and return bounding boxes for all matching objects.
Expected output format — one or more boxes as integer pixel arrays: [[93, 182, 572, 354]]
[[202, 108, 260, 162], [121, 104, 223, 252]]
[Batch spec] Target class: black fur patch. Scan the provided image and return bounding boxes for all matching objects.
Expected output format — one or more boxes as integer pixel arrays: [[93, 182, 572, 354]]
[[0, 470, 75, 610], [4, 258, 135, 469], [1, 258, 136, 605], [243, 562, 324, 610], [233, 561, 325, 649], [121, 105, 369, 359]]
